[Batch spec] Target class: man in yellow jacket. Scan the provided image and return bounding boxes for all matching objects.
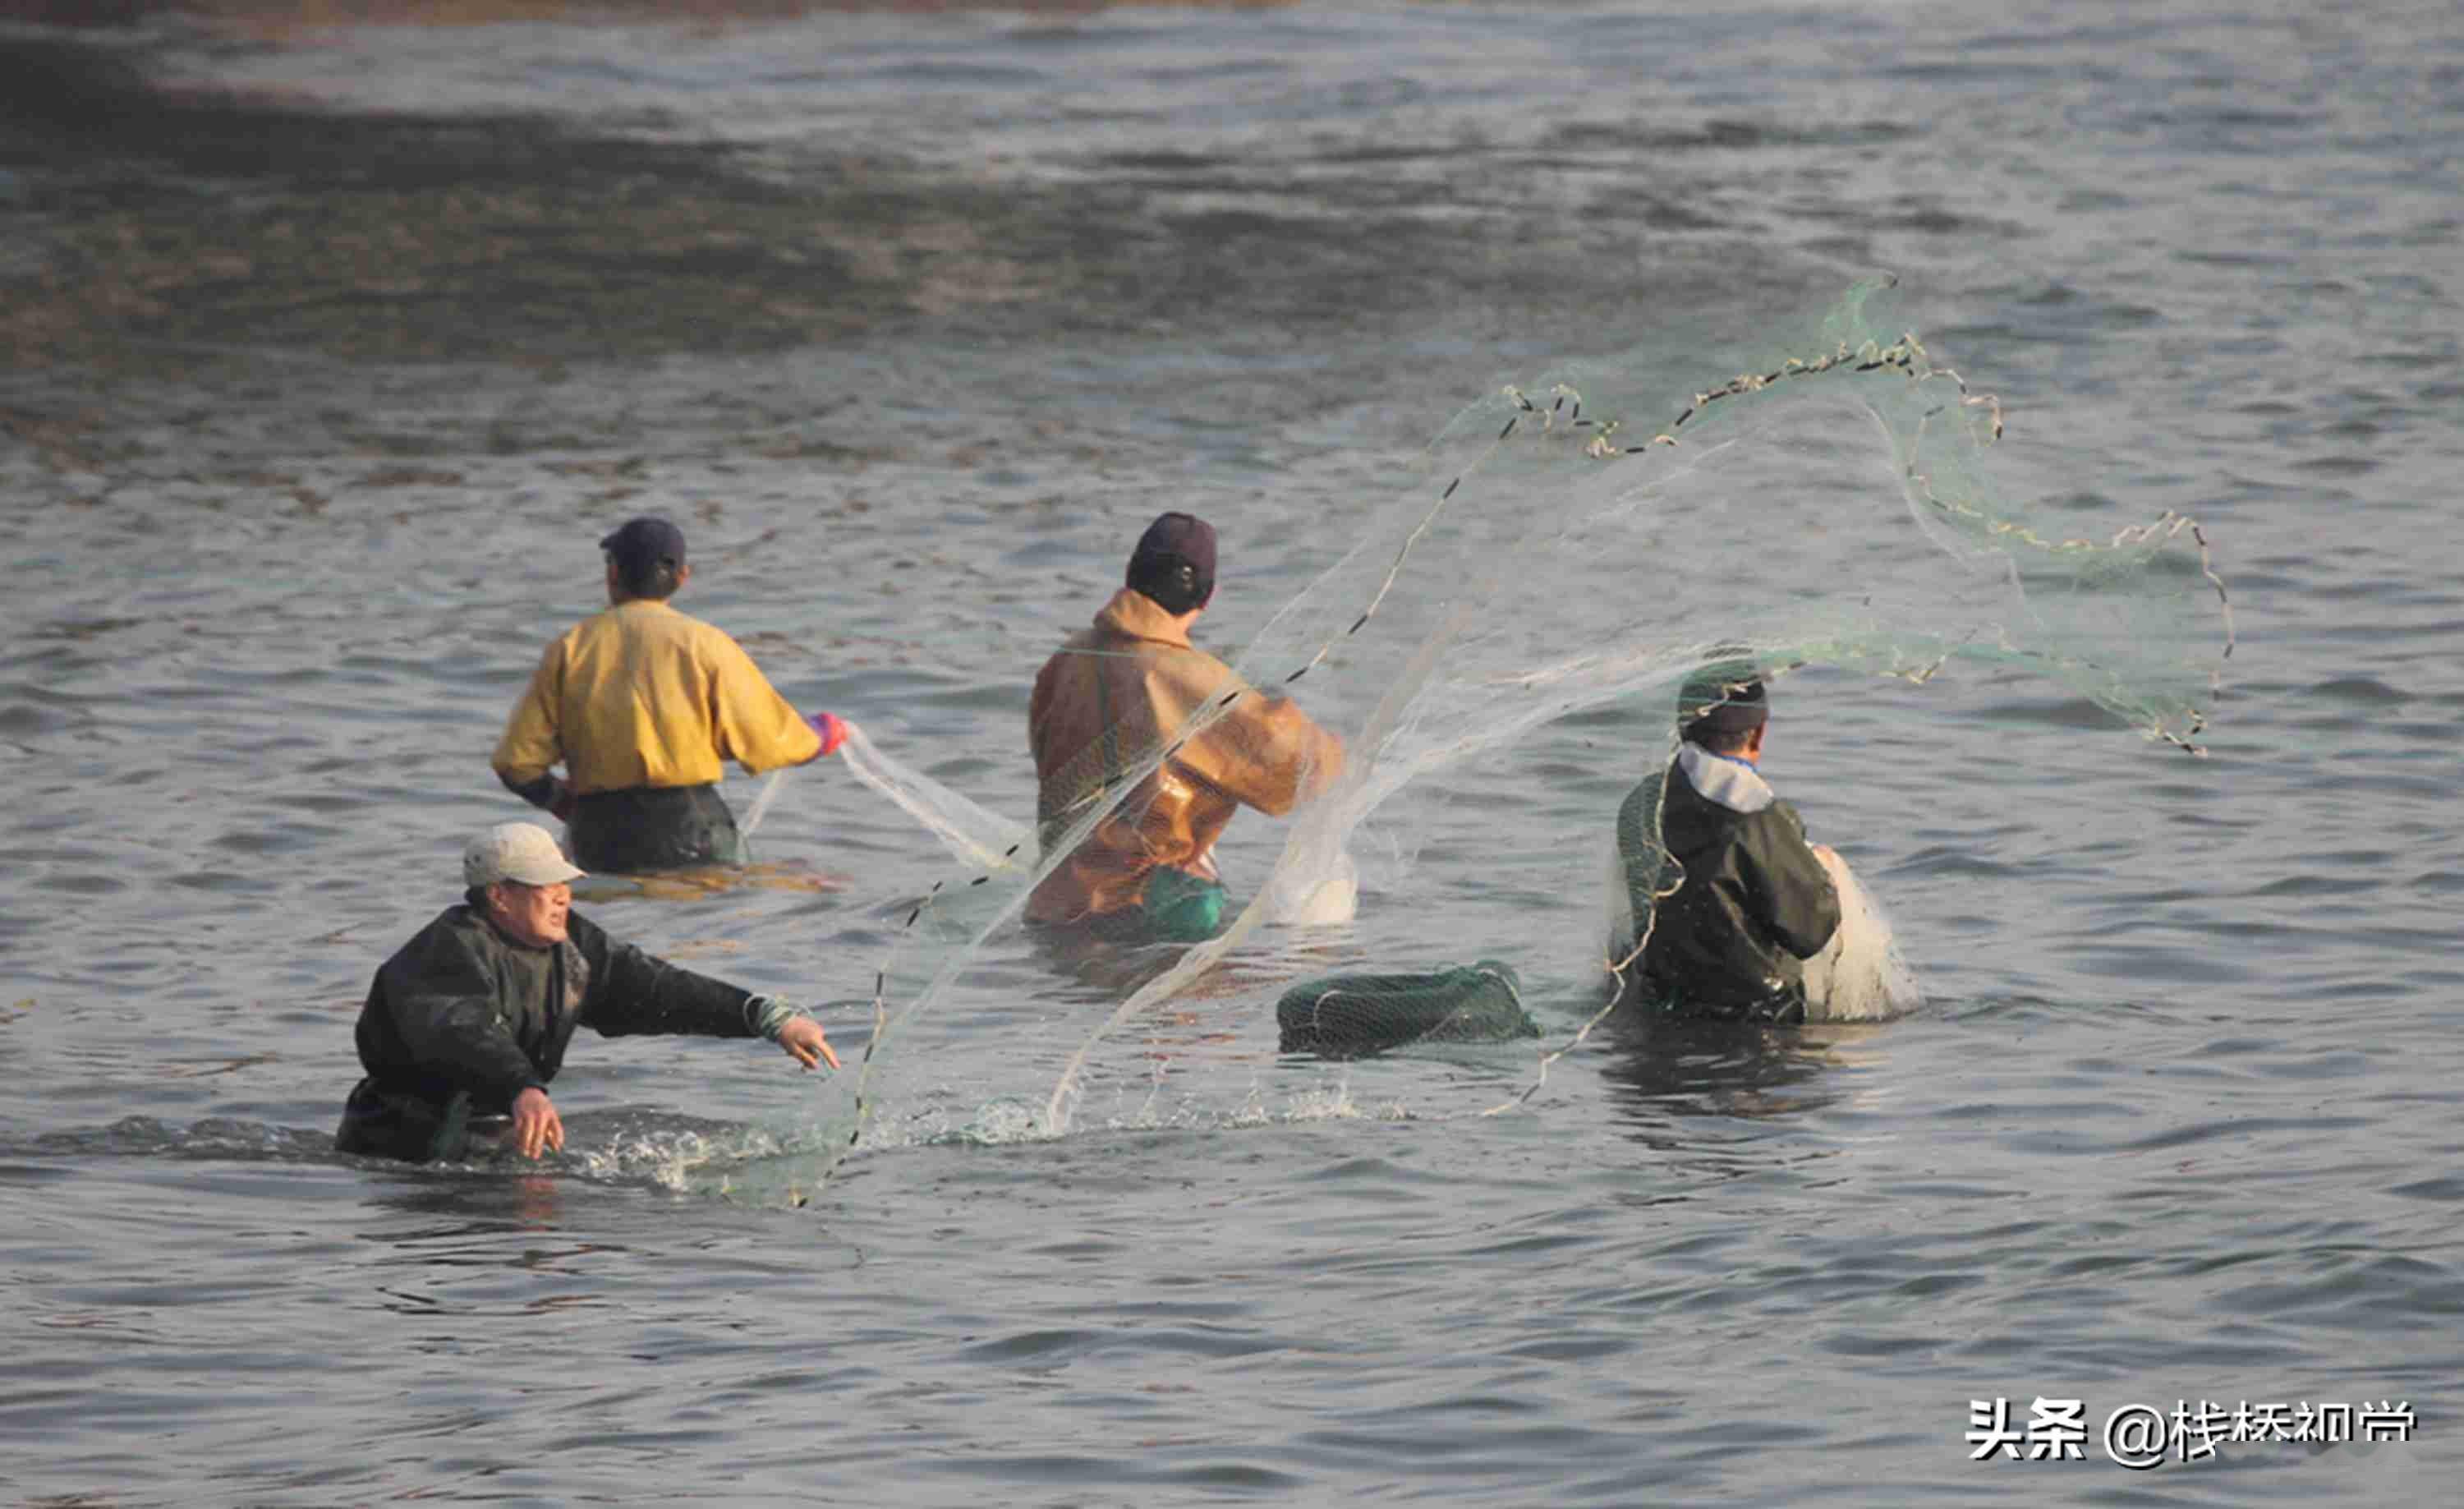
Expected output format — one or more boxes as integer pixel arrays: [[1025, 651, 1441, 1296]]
[[493, 516, 848, 874], [1028, 513, 1345, 941]]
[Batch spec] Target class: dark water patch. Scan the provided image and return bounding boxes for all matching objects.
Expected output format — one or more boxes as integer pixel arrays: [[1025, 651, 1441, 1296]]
[[1887, 1271, 1983, 1300], [2053, 187, 2131, 219], [2216, 1252, 2464, 1327], [2289, 453, 2384, 477], [1934, 994, 2146, 1026], [1098, 148, 1235, 174], [1281, 142, 1469, 172], [1889, 845, 2021, 879], [352, 464, 466, 489], [1409, 1391, 1546, 1419], [1883, 58, 2071, 86], [1290, 1419, 1625, 1471], [1501, 1331, 1631, 1363], [28, 1115, 333, 1161], [922, 1449, 1308, 1490], [2304, 674, 2406, 706], [2112, 106, 2328, 148], [858, 60, 1046, 88], [1538, 117, 1916, 155], [0, 844, 115, 864], [0, 699, 87, 737], [2096, 885, 2202, 907], [2243, 872, 2382, 899], [2353, 345, 2458, 376], [1299, 1154, 1450, 1188], [164, 868, 280, 894], [1796, 200, 2025, 241], [1156, 1461, 1310, 1492], [26, 615, 149, 642], [1964, 695, 2160, 731], [2173, 246, 2300, 269], [2195, 109, 2322, 133], [1598, 191, 1728, 232], [0, 32, 783, 196], [208, 821, 342, 856], [2104, 1115, 2374, 1156], [34, 872, 127, 896], [9, 34, 1579, 370], [1817, 1330, 1938, 1360]]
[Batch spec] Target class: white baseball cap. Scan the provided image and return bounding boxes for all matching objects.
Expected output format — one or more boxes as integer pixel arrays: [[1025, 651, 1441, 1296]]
[[463, 821, 586, 887]]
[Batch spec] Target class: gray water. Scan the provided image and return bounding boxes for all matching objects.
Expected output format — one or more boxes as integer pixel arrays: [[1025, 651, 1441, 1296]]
[[4, 1, 2461, 1502]]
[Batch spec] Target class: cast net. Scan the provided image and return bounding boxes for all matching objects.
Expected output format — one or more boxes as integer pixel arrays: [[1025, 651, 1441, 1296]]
[[779, 277, 2231, 1188]]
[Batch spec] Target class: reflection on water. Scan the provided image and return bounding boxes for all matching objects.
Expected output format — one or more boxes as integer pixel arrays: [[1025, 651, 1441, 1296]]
[[1596, 1011, 1887, 1130], [359, 1171, 572, 1237], [1022, 915, 1366, 1009], [571, 858, 852, 906]]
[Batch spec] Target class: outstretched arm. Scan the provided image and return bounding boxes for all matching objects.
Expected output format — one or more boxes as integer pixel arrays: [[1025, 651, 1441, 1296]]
[[583, 936, 766, 1040], [1190, 689, 1346, 817], [707, 635, 826, 774], [576, 918, 839, 1069]]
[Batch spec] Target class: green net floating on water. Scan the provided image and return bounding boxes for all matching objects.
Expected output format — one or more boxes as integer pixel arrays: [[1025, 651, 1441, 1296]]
[[1276, 959, 1538, 1058]]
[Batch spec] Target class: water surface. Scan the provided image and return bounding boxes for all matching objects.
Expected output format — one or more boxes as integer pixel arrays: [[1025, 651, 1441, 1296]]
[[2, 2, 2458, 1502]]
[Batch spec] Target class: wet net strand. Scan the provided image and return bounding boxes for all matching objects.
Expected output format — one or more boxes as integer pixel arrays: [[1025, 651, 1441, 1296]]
[[803, 278, 2232, 1184]]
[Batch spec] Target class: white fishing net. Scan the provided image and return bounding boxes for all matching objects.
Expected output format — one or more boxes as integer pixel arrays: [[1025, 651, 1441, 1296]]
[[780, 278, 2231, 1186]]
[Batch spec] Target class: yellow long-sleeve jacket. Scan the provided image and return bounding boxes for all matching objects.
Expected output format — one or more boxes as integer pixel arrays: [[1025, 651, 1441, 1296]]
[[492, 599, 821, 798]]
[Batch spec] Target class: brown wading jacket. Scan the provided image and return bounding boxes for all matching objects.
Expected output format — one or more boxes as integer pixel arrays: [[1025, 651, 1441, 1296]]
[[1027, 587, 1345, 922], [1617, 743, 1841, 1018]]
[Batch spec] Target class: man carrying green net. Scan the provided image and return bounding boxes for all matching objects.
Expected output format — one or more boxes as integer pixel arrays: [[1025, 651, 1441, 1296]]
[[1027, 513, 1345, 943], [1616, 665, 1841, 1021]]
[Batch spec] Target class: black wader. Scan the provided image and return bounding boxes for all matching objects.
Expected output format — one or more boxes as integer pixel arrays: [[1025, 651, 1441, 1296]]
[[569, 784, 747, 873]]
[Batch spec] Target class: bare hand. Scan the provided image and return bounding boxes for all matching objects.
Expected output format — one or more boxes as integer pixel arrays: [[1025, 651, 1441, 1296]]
[[778, 1016, 840, 1072], [511, 1086, 564, 1159]]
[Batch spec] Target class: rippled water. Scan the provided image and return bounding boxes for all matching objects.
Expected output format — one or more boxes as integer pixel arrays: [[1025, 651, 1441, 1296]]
[[4, 2, 2460, 1502]]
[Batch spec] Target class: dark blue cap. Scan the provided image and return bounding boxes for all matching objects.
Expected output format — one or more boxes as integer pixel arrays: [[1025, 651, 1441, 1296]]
[[1678, 663, 1768, 734], [1129, 512, 1216, 609], [600, 516, 687, 572]]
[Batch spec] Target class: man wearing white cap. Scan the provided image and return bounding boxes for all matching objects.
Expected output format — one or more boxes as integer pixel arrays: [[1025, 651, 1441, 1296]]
[[335, 822, 840, 1163]]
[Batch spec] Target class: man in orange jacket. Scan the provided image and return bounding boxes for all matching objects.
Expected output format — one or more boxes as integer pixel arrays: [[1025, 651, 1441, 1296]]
[[1027, 513, 1345, 941]]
